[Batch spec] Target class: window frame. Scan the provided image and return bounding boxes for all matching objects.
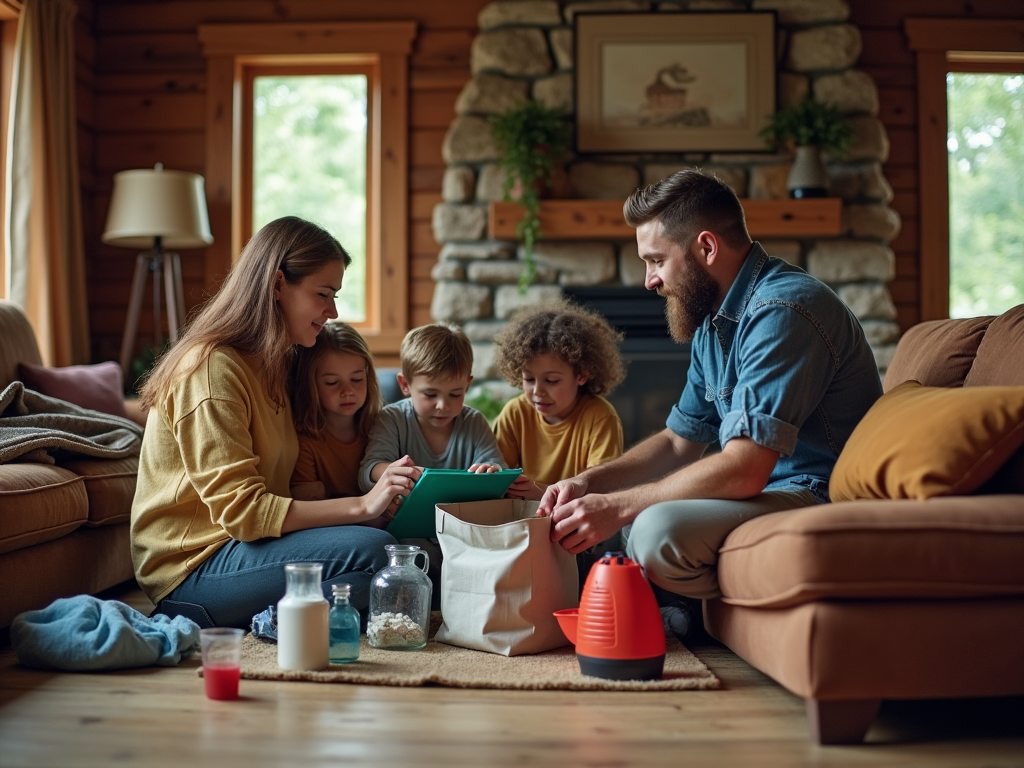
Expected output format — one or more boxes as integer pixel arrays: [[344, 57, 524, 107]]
[[243, 62, 376, 328], [198, 22, 417, 354], [905, 18, 1024, 321]]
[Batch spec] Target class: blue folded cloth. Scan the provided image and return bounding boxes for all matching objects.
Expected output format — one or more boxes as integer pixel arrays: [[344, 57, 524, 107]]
[[11, 595, 201, 671], [250, 605, 277, 642]]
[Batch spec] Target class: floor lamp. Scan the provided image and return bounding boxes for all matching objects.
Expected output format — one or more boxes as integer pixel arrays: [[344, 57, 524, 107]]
[[101, 164, 213, 378]]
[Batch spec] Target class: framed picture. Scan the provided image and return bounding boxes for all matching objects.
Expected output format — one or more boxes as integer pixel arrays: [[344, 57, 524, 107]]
[[575, 12, 776, 153]]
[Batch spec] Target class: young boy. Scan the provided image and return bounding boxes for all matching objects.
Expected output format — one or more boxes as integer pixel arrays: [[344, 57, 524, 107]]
[[358, 323, 506, 494]]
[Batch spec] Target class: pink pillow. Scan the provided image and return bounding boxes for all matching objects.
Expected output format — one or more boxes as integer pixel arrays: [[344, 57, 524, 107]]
[[18, 361, 129, 419]]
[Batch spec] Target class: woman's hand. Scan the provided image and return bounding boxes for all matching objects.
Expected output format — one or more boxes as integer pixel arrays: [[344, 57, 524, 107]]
[[505, 473, 545, 501]]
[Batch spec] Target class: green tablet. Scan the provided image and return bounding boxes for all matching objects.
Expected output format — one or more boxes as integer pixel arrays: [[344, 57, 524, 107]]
[[386, 468, 522, 540]]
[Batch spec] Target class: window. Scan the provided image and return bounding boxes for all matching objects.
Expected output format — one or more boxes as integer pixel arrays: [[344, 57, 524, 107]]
[[198, 22, 416, 354], [946, 71, 1023, 318], [247, 68, 372, 323], [906, 18, 1024, 321]]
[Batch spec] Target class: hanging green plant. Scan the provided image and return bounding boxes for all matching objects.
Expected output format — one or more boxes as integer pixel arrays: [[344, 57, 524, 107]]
[[758, 98, 854, 155], [488, 99, 572, 291]]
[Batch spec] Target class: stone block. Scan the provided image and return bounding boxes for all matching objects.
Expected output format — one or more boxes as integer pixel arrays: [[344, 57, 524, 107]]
[[467, 260, 557, 285], [860, 319, 900, 346], [533, 72, 574, 113], [642, 164, 747, 197], [807, 240, 895, 283], [787, 25, 861, 72], [455, 74, 529, 116], [778, 72, 810, 110], [440, 241, 516, 261], [472, 29, 552, 77], [828, 162, 893, 203], [471, 341, 499, 380], [478, 1, 562, 30], [761, 239, 802, 266], [563, 0, 651, 23], [842, 116, 890, 163], [442, 167, 476, 203], [530, 241, 617, 286], [442, 116, 500, 164], [814, 70, 879, 116], [431, 261, 466, 281], [752, 0, 849, 24], [749, 164, 792, 199], [618, 241, 646, 287], [432, 203, 487, 243], [845, 204, 901, 241], [430, 281, 493, 323], [837, 283, 897, 320], [495, 284, 564, 319], [463, 319, 509, 342], [550, 28, 574, 70], [569, 162, 641, 200]]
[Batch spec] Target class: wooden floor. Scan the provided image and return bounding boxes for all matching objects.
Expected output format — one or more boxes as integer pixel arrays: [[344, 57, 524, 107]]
[[1, 583, 1022, 768]]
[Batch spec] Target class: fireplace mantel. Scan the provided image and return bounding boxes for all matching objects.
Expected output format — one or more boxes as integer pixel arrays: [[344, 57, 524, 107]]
[[488, 198, 843, 240]]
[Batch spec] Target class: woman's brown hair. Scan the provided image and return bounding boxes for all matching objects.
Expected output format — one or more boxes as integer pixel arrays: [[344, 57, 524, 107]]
[[138, 216, 350, 411], [290, 322, 382, 439]]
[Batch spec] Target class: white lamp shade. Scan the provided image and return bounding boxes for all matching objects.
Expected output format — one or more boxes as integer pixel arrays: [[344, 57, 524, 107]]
[[102, 167, 214, 249]]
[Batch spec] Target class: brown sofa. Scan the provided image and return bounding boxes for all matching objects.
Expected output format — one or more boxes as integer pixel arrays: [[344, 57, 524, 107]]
[[705, 304, 1024, 744], [0, 300, 139, 627]]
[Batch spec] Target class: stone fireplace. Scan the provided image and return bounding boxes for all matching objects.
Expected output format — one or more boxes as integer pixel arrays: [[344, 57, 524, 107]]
[[430, 0, 901, 444]]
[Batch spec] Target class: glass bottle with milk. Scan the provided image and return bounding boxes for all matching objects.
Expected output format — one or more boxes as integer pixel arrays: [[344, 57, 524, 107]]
[[277, 562, 329, 671]]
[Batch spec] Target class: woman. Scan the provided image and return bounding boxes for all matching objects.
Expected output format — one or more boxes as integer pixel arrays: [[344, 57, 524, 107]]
[[130, 216, 417, 628]]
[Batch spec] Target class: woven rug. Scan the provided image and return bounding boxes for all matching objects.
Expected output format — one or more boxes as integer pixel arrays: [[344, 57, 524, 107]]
[[224, 628, 719, 692]]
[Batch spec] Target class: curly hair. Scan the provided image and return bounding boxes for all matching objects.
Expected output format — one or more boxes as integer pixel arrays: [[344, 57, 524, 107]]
[[493, 298, 626, 396], [290, 322, 382, 439]]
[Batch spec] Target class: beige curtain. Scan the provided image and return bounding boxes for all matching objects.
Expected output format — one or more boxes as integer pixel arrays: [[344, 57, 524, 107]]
[[4, 0, 88, 366]]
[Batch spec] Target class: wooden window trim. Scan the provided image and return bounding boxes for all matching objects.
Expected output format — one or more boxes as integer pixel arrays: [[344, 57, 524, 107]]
[[0, 11, 18, 297], [198, 21, 417, 354], [905, 18, 1024, 321]]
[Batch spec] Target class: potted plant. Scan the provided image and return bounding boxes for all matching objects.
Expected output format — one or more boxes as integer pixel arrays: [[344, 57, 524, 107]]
[[758, 98, 854, 198], [489, 99, 572, 289]]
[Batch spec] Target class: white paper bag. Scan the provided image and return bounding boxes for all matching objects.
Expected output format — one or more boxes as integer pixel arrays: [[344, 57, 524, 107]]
[[433, 499, 579, 656]]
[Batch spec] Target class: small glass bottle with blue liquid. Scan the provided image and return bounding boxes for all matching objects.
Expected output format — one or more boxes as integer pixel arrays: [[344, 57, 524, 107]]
[[329, 583, 360, 663]]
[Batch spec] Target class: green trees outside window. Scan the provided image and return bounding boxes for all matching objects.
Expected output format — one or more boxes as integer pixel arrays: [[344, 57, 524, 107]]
[[947, 72, 1024, 319], [253, 75, 368, 322]]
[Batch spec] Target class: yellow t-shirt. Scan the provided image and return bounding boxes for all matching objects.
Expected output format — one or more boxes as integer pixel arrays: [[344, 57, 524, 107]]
[[130, 348, 297, 604], [493, 393, 623, 486], [291, 431, 367, 499]]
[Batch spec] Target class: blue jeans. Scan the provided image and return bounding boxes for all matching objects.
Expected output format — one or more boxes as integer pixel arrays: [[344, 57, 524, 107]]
[[155, 526, 397, 629]]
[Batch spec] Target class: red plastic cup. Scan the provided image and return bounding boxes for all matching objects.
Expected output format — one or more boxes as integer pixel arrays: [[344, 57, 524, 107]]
[[200, 628, 244, 700]]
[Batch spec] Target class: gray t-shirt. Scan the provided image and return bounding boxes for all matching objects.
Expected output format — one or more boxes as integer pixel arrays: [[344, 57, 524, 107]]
[[358, 398, 506, 492]]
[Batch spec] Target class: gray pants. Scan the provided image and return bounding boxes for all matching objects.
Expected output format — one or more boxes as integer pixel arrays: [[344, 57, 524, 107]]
[[624, 489, 817, 600]]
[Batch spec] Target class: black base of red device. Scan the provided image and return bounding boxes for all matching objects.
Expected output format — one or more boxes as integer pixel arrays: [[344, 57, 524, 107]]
[[577, 653, 666, 681]]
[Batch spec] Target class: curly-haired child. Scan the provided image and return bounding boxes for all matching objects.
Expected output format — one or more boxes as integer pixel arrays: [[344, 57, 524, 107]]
[[290, 321, 412, 527], [493, 297, 626, 502]]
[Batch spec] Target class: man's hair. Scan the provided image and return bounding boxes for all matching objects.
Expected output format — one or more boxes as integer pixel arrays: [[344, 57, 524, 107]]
[[623, 169, 751, 250], [493, 297, 626, 396], [400, 323, 473, 382]]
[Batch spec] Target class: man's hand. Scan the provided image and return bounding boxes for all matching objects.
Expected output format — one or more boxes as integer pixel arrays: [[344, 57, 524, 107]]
[[547, 492, 625, 555], [537, 476, 588, 517]]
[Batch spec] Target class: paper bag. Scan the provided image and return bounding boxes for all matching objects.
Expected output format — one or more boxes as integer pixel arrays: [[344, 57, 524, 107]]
[[433, 499, 579, 656]]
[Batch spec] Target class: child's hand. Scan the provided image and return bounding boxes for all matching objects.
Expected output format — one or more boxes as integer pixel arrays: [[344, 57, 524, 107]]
[[468, 463, 501, 474], [505, 473, 545, 501], [365, 456, 419, 520]]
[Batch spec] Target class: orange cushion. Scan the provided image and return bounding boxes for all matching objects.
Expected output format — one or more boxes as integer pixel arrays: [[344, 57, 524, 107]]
[[830, 380, 1024, 502]]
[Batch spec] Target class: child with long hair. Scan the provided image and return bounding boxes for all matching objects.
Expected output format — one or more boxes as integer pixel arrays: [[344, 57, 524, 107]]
[[290, 322, 405, 526], [131, 216, 417, 629], [493, 297, 627, 502]]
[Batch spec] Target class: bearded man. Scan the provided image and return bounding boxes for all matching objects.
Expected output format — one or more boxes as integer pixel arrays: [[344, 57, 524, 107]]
[[538, 170, 882, 639]]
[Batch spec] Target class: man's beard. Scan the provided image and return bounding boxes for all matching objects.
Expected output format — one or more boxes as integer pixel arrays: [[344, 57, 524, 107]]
[[663, 251, 720, 343]]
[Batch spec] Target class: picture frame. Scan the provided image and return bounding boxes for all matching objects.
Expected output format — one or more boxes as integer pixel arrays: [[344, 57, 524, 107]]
[[575, 12, 776, 153]]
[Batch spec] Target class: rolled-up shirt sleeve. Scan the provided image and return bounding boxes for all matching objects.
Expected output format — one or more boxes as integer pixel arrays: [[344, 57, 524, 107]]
[[666, 344, 719, 445], [719, 302, 837, 457]]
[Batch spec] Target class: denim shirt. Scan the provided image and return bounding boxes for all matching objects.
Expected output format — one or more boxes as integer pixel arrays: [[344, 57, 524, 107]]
[[666, 242, 883, 503]]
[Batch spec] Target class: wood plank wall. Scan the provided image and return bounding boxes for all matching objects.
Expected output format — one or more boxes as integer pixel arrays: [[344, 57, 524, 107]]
[[81, 0, 489, 365], [850, 0, 1024, 332], [76, 0, 1024, 362]]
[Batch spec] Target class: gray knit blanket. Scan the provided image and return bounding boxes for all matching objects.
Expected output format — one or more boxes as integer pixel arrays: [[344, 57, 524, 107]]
[[0, 382, 144, 465]]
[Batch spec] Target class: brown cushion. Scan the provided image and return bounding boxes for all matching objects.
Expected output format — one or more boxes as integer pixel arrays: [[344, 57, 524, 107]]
[[58, 457, 138, 525], [0, 463, 87, 554], [883, 315, 992, 392], [830, 380, 1024, 501], [18, 360, 129, 418], [964, 303, 1024, 387], [716, 496, 1024, 608]]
